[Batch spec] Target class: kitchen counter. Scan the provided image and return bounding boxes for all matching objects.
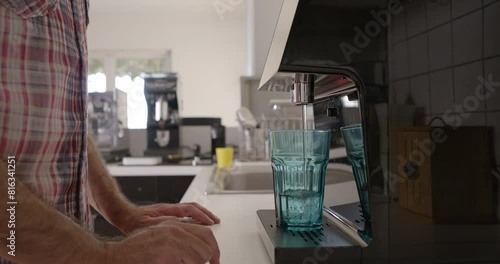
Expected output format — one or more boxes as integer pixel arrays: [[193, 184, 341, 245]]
[[107, 163, 500, 263], [181, 166, 359, 264], [182, 166, 275, 264], [107, 163, 359, 264], [107, 162, 203, 176]]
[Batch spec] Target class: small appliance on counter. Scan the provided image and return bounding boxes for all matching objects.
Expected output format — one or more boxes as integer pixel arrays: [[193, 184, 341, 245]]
[[143, 73, 181, 158], [180, 117, 226, 164], [88, 90, 129, 162]]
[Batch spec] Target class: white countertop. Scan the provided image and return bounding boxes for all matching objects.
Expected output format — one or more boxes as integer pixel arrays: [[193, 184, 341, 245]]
[[107, 162, 203, 176], [181, 166, 359, 264], [106, 163, 359, 264], [180, 166, 275, 264]]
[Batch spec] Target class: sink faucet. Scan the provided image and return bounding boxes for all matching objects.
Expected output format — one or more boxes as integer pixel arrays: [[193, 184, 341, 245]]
[[191, 144, 201, 166]]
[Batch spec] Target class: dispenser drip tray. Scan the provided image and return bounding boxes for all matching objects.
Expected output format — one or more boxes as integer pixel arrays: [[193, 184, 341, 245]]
[[257, 210, 361, 264]]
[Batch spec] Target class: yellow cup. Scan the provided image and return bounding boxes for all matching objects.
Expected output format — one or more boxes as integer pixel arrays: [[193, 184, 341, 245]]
[[216, 147, 234, 168]]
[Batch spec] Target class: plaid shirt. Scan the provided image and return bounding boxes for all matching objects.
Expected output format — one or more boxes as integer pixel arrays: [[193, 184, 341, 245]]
[[0, 1, 92, 262]]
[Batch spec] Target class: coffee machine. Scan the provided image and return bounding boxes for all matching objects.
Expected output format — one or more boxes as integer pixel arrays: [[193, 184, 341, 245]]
[[88, 90, 129, 162], [143, 73, 181, 157], [257, 0, 500, 263]]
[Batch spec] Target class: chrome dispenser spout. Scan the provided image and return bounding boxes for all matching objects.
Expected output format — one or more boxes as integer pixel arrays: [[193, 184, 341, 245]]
[[262, 73, 358, 106], [291, 73, 315, 105]]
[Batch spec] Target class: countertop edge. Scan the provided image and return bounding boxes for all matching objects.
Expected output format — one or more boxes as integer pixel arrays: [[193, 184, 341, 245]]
[[107, 163, 204, 176]]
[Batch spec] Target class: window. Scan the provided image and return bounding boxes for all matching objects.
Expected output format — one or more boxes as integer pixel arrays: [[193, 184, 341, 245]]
[[88, 59, 106, 93], [87, 51, 171, 129]]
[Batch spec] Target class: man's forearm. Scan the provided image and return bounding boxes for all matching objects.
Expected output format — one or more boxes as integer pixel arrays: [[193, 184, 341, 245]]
[[0, 160, 107, 263], [87, 137, 135, 231]]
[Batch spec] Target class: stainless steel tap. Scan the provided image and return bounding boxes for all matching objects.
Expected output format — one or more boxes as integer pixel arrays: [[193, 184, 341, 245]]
[[291, 73, 315, 105]]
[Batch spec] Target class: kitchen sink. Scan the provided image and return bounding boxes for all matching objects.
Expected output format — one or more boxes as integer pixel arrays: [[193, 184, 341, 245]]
[[225, 172, 273, 191], [204, 161, 354, 195]]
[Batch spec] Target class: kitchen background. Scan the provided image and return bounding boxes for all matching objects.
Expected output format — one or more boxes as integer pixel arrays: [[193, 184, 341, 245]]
[[86, 0, 499, 176], [86, 0, 288, 157], [83, 0, 500, 261]]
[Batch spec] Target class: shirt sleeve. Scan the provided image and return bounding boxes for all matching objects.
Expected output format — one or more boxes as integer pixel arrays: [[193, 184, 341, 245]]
[[0, 0, 58, 18]]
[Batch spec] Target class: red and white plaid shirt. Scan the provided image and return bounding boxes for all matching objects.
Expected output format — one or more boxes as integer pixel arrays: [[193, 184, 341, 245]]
[[0, 1, 92, 260]]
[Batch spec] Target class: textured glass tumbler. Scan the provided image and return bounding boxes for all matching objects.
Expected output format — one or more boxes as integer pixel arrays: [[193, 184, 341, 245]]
[[270, 130, 331, 230], [341, 124, 371, 222]]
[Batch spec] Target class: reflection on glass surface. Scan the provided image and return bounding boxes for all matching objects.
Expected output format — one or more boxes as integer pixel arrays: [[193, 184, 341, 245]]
[[341, 124, 372, 241]]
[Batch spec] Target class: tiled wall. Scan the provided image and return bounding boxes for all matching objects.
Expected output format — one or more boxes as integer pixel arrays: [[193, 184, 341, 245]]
[[389, 0, 500, 171]]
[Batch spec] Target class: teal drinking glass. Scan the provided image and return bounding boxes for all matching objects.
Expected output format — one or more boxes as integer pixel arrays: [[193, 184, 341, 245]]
[[340, 124, 371, 223], [270, 130, 331, 230]]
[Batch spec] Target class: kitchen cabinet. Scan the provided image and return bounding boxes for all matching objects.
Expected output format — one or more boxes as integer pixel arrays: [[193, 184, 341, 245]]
[[92, 175, 195, 237], [118, 177, 158, 205], [157, 176, 195, 204]]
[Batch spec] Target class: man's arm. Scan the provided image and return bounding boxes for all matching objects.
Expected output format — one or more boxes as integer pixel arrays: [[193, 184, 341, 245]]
[[86, 136, 135, 230], [87, 137, 220, 234], [0, 158, 220, 263], [0, 160, 106, 263]]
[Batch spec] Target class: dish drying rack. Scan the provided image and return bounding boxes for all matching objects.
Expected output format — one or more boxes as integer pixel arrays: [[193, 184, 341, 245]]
[[237, 102, 314, 161]]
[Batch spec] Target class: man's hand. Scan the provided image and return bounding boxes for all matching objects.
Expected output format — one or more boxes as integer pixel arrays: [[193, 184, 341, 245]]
[[116, 202, 221, 234], [107, 220, 220, 264], [86, 138, 220, 235]]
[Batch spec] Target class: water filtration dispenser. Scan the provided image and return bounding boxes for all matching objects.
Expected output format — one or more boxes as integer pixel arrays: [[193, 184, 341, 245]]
[[257, 0, 500, 263]]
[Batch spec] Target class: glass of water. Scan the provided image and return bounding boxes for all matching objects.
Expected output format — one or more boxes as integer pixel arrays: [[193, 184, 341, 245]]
[[270, 130, 331, 230], [340, 124, 371, 222]]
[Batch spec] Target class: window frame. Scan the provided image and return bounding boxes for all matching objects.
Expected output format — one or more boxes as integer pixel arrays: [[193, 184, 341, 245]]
[[87, 50, 172, 129]]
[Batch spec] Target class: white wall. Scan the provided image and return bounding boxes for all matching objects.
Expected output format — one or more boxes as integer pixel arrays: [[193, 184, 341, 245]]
[[87, 1, 247, 126]]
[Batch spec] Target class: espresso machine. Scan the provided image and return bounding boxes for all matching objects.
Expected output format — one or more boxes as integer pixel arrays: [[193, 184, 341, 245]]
[[143, 73, 181, 157], [88, 90, 129, 162], [257, 0, 500, 263]]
